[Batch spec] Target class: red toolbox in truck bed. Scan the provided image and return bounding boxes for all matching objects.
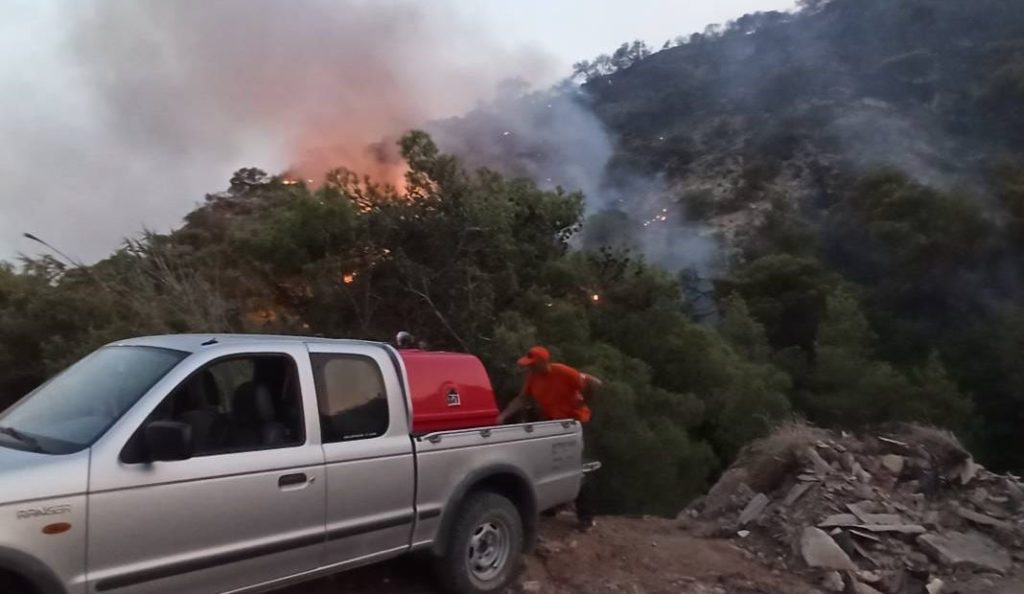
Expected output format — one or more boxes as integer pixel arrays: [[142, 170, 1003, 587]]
[[398, 349, 500, 433]]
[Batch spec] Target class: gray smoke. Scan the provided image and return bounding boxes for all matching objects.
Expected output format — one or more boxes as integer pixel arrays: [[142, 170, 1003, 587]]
[[828, 101, 963, 189], [699, 9, 970, 190], [2, 0, 721, 276], [428, 83, 615, 199], [429, 84, 720, 274], [0, 0, 555, 262]]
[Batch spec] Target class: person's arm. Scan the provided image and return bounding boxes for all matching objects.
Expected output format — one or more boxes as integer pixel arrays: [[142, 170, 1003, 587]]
[[581, 373, 602, 402], [497, 383, 530, 424]]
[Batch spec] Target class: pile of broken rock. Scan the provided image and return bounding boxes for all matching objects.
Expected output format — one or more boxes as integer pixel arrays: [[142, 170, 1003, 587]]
[[682, 424, 1024, 593]]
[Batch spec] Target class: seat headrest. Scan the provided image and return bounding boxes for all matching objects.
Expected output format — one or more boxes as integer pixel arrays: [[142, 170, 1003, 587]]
[[174, 370, 216, 417], [200, 371, 220, 405], [232, 382, 276, 423]]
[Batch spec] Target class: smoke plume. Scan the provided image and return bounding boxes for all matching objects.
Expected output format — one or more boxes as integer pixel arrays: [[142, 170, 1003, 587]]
[[0, 0, 555, 261], [429, 86, 721, 275]]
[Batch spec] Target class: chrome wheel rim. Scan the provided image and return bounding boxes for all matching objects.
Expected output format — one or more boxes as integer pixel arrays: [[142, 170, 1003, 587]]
[[466, 516, 511, 582]]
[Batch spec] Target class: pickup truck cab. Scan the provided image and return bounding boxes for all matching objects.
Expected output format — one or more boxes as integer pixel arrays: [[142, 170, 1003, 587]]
[[0, 334, 586, 594]]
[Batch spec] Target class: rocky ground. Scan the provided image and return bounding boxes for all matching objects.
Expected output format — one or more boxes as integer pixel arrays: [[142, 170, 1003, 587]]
[[279, 424, 1024, 594], [682, 424, 1024, 594], [280, 515, 821, 594]]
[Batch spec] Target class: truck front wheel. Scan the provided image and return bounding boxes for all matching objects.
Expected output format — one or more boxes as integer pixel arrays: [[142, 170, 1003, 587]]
[[0, 570, 35, 594], [437, 491, 524, 594]]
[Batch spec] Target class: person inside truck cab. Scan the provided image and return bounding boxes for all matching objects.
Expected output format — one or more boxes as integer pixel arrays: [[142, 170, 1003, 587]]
[[497, 345, 602, 529]]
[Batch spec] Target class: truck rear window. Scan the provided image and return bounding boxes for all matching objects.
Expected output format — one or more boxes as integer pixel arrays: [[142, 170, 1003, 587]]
[[311, 354, 389, 442]]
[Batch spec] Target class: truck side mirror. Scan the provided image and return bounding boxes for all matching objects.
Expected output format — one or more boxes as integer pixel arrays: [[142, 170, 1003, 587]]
[[144, 421, 194, 462]]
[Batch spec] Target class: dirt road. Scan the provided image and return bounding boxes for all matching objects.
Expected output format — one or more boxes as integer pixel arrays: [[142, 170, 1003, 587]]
[[276, 515, 821, 594]]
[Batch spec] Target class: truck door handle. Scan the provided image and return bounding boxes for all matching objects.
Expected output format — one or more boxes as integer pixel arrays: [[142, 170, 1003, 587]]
[[278, 473, 308, 488]]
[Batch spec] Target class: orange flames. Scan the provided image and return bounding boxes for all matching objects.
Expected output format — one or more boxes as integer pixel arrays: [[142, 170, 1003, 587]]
[[286, 144, 409, 191], [278, 142, 410, 195]]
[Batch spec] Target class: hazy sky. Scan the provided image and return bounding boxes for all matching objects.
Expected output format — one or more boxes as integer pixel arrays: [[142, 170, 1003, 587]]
[[0, 0, 796, 263], [453, 0, 799, 70]]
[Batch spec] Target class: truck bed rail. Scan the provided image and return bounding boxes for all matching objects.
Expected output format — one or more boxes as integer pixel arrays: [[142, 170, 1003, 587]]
[[415, 420, 578, 445]]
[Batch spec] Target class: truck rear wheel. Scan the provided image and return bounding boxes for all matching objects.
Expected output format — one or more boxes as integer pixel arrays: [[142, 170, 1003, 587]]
[[437, 491, 523, 594]]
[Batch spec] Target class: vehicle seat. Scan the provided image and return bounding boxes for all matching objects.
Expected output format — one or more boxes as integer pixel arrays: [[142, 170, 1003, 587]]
[[230, 382, 289, 448], [177, 371, 227, 452]]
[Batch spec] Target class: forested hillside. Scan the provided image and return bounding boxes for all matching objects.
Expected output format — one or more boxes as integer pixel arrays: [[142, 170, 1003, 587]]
[[590, 0, 1024, 474], [3, 0, 1024, 514], [0, 134, 779, 516], [431, 0, 1024, 475], [584, 0, 1024, 186]]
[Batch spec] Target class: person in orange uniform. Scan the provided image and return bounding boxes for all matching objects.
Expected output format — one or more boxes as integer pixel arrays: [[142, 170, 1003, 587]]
[[497, 346, 602, 530]]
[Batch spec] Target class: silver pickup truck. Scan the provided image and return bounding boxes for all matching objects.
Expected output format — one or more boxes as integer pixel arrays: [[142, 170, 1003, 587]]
[[0, 335, 586, 594]]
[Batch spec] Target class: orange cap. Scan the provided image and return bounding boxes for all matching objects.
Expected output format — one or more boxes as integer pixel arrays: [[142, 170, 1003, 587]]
[[517, 346, 550, 367]]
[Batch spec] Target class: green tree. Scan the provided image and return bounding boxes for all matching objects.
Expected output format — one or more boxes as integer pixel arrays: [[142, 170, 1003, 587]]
[[582, 210, 640, 252], [803, 288, 910, 426], [719, 294, 770, 363], [946, 307, 1024, 470], [803, 288, 971, 429], [724, 254, 834, 353], [903, 352, 974, 428], [824, 170, 994, 362]]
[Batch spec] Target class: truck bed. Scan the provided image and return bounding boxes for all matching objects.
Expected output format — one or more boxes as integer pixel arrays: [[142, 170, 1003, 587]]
[[409, 420, 584, 549]]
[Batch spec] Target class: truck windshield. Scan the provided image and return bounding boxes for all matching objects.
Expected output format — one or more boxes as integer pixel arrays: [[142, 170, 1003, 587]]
[[0, 346, 187, 454]]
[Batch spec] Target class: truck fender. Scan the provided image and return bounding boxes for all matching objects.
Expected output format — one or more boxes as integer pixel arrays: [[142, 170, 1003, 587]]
[[0, 546, 66, 594], [430, 464, 538, 557]]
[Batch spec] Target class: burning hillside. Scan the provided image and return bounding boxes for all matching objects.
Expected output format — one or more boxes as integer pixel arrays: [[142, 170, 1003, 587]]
[[0, 0, 562, 261]]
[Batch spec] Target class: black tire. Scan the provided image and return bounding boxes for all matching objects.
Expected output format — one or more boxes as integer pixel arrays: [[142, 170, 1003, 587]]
[[436, 491, 524, 594], [0, 571, 34, 594]]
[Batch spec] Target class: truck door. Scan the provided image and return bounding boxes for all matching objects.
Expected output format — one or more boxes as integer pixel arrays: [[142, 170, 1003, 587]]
[[307, 343, 416, 568], [85, 345, 325, 594]]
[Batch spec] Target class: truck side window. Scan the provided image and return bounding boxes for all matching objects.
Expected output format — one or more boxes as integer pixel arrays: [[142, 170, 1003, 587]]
[[311, 354, 389, 442], [123, 354, 304, 462]]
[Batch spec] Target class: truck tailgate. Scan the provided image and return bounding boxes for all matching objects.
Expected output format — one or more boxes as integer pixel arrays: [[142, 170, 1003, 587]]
[[409, 421, 584, 548]]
